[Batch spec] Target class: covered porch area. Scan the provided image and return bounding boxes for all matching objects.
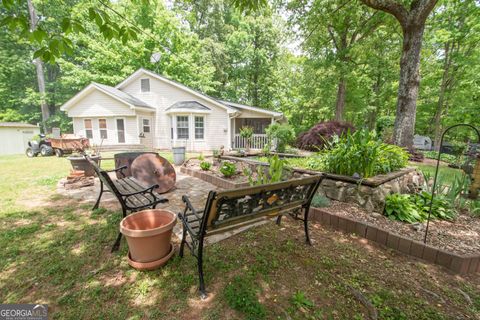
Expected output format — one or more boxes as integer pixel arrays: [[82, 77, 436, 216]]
[[232, 117, 272, 149]]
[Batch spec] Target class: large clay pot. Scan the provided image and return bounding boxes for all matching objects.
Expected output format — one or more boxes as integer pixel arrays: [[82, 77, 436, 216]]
[[120, 209, 176, 270]]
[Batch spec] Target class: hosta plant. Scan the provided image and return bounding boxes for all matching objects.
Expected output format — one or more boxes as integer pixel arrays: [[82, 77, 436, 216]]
[[199, 161, 211, 171], [384, 193, 426, 223], [220, 161, 236, 177]]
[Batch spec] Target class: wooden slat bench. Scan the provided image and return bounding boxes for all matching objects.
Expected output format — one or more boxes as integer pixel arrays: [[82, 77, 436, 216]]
[[85, 155, 168, 251], [178, 174, 324, 298]]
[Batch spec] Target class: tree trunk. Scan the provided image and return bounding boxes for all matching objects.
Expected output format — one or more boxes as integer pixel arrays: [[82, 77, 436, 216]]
[[392, 25, 425, 148], [367, 73, 381, 130], [27, 0, 50, 132], [335, 76, 346, 122], [433, 42, 452, 151]]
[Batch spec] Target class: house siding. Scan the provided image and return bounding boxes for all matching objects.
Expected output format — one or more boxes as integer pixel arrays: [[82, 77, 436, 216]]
[[67, 90, 136, 117], [73, 116, 139, 145], [122, 76, 230, 151]]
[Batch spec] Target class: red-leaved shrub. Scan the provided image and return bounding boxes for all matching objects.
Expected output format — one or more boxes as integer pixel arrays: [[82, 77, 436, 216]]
[[296, 121, 355, 151]]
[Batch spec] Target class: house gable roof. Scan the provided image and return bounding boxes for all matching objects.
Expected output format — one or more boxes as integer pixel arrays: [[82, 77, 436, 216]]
[[115, 68, 239, 114], [0, 122, 39, 128], [60, 82, 154, 112], [165, 101, 211, 112], [219, 100, 283, 118]]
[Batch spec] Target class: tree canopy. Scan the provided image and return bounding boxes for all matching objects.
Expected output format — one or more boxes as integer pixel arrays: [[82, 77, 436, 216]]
[[0, 0, 478, 146]]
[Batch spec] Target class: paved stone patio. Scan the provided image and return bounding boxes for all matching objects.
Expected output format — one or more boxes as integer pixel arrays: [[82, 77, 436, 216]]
[[57, 168, 267, 244]]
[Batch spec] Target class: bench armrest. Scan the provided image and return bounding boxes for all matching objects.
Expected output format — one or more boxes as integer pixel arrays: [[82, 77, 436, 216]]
[[122, 184, 159, 197], [181, 195, 203, 221], [105, 165, 127, 178]]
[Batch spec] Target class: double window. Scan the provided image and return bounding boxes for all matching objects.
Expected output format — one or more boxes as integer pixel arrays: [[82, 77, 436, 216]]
[[99, 119, 107, 139], [174, 116, 205, 140], [176, 116, 189, 139], [84, 119, 93, 139], [195, 116, 204, 139]]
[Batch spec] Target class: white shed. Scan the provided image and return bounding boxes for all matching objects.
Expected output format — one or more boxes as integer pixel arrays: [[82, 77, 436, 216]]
[[0, 122, 40, 155]]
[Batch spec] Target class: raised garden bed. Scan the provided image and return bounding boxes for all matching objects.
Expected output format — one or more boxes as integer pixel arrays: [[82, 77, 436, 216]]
[[222, 155, 423, 213], [309, 203, 480, 274], [181, 156, 310, 189]]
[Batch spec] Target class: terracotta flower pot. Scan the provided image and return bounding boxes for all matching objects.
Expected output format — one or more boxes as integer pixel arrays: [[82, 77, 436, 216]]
[[120, 209, 176, 268]]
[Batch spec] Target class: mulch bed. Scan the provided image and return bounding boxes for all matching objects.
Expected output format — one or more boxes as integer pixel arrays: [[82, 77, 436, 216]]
[[325, 201, 480, 255], [183, 157, 254, 183]]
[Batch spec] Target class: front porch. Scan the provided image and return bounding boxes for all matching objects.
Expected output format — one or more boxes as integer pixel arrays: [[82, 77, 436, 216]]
[[231, 117, 272, 149]]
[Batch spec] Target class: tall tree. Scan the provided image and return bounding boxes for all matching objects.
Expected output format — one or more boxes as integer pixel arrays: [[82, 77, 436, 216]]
[[289, 0, 383, 121], [27, 0, 49, 131], [360, 0, 437, 148]]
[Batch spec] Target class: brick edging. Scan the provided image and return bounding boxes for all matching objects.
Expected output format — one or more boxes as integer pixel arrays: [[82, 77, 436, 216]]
[[309, 207, 479, 275], [180, 166, 249, 189]]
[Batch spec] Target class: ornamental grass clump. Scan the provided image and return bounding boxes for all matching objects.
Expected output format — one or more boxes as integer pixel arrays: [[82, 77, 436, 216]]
[[324, 130, 409, 178]]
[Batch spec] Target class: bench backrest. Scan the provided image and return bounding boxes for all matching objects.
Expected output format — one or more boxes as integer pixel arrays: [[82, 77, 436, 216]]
[[84, 155, 123, 198], [201, 175, 322, 235]]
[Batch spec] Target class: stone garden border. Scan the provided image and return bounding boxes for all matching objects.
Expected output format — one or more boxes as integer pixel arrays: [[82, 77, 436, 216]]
[[309, 207, 480, 275], [221, 156, 422, 212], [180, 166, 249, 189]]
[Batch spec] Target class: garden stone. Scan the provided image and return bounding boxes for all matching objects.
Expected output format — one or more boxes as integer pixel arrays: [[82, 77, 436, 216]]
[[371, 212, 382, 218]]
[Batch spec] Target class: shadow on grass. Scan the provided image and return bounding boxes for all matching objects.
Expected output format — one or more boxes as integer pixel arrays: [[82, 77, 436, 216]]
[[0, 193, 479, 319]]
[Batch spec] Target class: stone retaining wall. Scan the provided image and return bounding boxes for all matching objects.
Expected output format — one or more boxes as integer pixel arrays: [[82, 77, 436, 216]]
[[309, 207, 479, 275], [317, 169, 423, 213]]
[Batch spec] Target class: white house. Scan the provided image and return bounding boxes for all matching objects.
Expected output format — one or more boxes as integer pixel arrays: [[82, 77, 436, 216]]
[[0, 122, 40, 155], [60, 68, 283, 151]]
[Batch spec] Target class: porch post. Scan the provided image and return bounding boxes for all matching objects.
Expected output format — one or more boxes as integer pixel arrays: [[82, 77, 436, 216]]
[[227, 116, 232, 150]]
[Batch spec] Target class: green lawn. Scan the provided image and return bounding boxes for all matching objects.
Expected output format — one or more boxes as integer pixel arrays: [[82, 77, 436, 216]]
[[410, 162, 465, 186], [0, 154, 479, 319]]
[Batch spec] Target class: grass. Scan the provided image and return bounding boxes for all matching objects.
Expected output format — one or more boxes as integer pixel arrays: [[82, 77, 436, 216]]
[[0, 154, 479, 319], [410, 162, 465, 186]]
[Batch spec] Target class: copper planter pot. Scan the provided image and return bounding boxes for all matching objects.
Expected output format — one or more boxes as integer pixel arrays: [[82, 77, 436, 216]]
[[120, 209, 176, 270]]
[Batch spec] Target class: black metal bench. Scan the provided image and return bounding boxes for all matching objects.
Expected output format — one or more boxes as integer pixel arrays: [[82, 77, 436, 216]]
[[178, 174, 323, 298], [85, 155, 168, 252]]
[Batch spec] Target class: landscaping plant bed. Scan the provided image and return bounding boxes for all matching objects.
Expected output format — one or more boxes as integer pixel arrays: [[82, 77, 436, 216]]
[[309, 203, 480, 274], [181, 157, 310, 189], [181, 157, 253, 189]]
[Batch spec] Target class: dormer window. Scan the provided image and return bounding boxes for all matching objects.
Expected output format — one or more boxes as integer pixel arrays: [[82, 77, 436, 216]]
[[141, 78, 150, 92]]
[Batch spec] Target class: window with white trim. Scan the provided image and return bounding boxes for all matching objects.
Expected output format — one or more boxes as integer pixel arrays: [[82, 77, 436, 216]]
[[194, 116, 204, 139], [142, 118, 150, 133], [98, 119, 108, 139], [141, 78, 150, 92], [84, 119, 93, 139], [176, 116, 189, 139]]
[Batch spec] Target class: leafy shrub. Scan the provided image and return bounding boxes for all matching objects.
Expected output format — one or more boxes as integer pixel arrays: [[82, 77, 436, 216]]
[[220, 161, 236, 177], [296, 120, 355, 151], [422, 151, 457, 164], [224, 276, 266, 320], [265, 123, 295, 153], [239, 126, 254, 139], [198, 153, 204, 161], [384, 193, 426, 223], [248, 155, 287, 186], [324, 130, 409, 178], [311, 194, 330, 208], [199, 161, 211, 171], [376, 144, 410, 175], [212, 149, 220, 158], [384, 192, 456, 223], [257, 155, 327, 172], [411, 191, 456, 221]]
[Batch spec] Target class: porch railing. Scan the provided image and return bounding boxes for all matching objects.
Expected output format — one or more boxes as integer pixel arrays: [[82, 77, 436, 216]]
[[233, 134, 269, 150]]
